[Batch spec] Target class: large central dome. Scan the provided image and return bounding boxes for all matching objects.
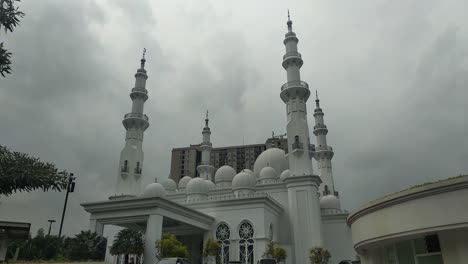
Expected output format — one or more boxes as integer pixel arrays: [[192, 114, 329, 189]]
[[253, 148, 288, 178]]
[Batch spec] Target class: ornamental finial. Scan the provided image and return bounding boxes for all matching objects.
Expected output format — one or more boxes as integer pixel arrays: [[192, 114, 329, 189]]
[[287, 10, 293, 31], [205, 110, 209, 127], [140, 48, 147, 69], [315, 90, 320, 108]]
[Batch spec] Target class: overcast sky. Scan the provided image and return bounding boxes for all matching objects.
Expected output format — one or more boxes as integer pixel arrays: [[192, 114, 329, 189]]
[[1, 0, 467, 237]]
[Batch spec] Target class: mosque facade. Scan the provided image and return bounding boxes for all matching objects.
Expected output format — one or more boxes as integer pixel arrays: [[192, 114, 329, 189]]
[[82, 15, 356, 264]]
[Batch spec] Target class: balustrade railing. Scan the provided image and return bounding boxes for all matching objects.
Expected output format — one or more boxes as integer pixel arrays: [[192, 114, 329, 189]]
[[281, 80, 309, 91]]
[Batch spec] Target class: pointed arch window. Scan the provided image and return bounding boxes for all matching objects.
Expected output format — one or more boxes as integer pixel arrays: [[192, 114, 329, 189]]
[[216, 223, 230, 264], [238, 221, 254, 264], [121, 160, 129, 172], [135, 161, 142, 174]]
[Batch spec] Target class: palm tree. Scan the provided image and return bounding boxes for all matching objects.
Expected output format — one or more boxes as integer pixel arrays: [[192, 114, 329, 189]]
[[110, 229, 145, 264], [65, 230, 107, 261]]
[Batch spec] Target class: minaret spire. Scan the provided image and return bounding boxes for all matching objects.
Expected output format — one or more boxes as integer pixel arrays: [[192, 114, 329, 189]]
[[140, 48, 146, 69], [313, 94, 337, 197], [280, 15, 324, 263], [198, 111, 215, 181], [287, 10, 293, 32], [315, 90, 320, 108], [115, 53, 150, 197]]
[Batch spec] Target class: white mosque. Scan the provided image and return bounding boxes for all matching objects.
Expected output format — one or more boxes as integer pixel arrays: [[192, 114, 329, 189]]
[[82, 15, 356, 264]]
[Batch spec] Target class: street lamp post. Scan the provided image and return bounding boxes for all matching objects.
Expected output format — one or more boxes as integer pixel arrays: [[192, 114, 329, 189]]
[[58, 172, 76, 238], [47, 219, 56, 236]]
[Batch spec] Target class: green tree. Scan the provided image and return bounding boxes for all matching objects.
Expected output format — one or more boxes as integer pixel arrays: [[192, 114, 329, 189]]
[[64, 230, 107, 261], [0, 0, 25, 77], [273, 247, 286, 264], [155, 233, 188, 259], [262, 241, 287, 263], [0, 145, 68, 196], [203, 237, 221, 264], [110, 229, 145, 264], [309, 247, 331, 264], [17, 228, 63, 260]]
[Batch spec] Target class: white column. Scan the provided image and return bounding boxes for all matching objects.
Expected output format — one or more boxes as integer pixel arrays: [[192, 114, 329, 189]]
[[0, 237, 8, 261], [144, 214, 163, 264], [284, 175, 323, 264], [89, 219, 104, 236]]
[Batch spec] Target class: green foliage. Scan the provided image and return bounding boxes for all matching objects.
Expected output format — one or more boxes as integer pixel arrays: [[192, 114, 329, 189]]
[[155, 233, 189, 259], [203, 237, 220, 257], [7, 229, 106, 261], [0, 145, 68, 195], [63, 230, 107, 261], [273, 247, 287, 264], [262, 241, 275, 258], [309, 247, 331, 264], [262, 241, 287, 263], [16, 228, 63, 260], [0, 0, 25, 77], [0, 42, 12, 77], [110, 229, 145, 256]]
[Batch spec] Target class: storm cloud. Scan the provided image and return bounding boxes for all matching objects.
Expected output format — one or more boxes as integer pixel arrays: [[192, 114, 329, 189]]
[[1, 0, 467, 236]]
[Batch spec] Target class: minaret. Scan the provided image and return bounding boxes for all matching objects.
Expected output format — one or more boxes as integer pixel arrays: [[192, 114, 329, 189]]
[[313, 92, 338, 197], [280, 12, 323, 264], [116, 49, 150, 196], [197, 111, 215, 181]]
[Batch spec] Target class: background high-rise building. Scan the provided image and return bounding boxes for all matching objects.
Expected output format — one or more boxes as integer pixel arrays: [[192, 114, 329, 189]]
[[169, 135, 287, 182]]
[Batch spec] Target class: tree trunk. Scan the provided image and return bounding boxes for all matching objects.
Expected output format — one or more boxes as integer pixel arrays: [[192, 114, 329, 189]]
[[12, 247, 20, 261], [125, 254, 129, 264]]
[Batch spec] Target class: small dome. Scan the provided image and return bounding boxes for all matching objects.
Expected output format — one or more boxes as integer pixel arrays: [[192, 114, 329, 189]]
[[214, 165, 236, 184], [253, 148, 288, 178], [141, 183, 166, 198], [205, 179, 216, 190], [259, 167, 278, 179], [320, 195, 341, 210], [161, 178, 177, 191], [178, 176, 192, 189], [186, 177, 209, 195], [279, 169, 291, 180], [232, 171, 256, 191]]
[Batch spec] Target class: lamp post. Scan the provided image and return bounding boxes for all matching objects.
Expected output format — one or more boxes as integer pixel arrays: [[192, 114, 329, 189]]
[[47, 219, 56, 236], [58, 172, 76, 238]]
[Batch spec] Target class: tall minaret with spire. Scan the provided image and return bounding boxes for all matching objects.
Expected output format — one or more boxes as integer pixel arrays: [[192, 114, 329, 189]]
[[115, 49, 150, 196], [280, 12, 324, 264], [197, 111, 215, 181], [313, 92, 338, 197]]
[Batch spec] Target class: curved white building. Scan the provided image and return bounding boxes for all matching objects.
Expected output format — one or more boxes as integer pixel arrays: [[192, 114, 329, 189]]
[[348, 175, 468, 264]]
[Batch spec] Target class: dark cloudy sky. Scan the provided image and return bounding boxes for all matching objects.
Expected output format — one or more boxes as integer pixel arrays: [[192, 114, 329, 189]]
[[1, 0, 467, 236]]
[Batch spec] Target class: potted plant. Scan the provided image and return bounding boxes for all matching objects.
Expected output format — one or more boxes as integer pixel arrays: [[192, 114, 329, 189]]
[[309, 247, 331, 264]]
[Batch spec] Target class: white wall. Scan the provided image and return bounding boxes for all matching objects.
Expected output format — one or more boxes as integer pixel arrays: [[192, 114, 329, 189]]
[[350, 186, 468, 250], [439, 228, 468, 264], [322, 215, 355, 263]]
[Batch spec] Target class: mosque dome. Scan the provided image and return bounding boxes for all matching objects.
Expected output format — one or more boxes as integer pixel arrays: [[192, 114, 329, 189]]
[[161, 178, 177, 192], [279, 169, 291, 180], [243, 169, 254, 177], [140, 183, 166, 198], [205, 179, 216, 190], [259, 167, 278, 180], [253, 148, 288, 178], [178, 176, 192, 190], [320, 195, 341, 210], [232, 171, 256, 192], [214, 165, 236, 186], [186, 177, 209, 196]]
